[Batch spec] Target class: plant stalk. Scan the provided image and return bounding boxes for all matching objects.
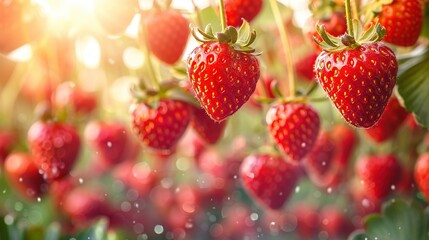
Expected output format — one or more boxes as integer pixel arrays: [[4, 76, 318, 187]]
[[269, 0, 296, 98], [218, 0, 227, 31], [345, 0, 354, 36]]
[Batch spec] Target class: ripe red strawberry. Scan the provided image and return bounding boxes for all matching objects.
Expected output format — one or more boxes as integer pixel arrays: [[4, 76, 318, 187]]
[[295, 52, 319, 82], [249, 75, 277, 110], [4, 152, 47, 200], [315, 42, 398, 128], [364, 97, 408, 143], [266, 102, 320, 162], [304, 12, 347, 52], [293, 204, 320, 239], [320, 206, 354, 238], [54, 82, 98, 116], [142, 9, 189, 65], [130, 99, 191, 151], [371, 0, 423, 47], [113, 161, 159, 196], [0, 130, 16, 163], [187, 42, 260, 122], [303, 132, 337, 188], [240, 154, 300, 209], [223, 0, 263, 27], [356, 154, 401, 199], [28, 121, 81, 180], [415, 153, 429, 200], [331, 125, 357, 167], [93, 0, 138, 35], [84, 121, 129, 166], [190, 106, 227, 144]]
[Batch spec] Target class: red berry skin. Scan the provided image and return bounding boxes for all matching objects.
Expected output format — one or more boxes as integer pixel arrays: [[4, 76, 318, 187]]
[[364, 97, 409, 143], [415, 153, 429, 200], [143, 9, 189, 65], [113, 161, 158, 196], [28, 121, 81, 180], [0, 131, 16, 163], [315, 42, 398, 128], [266, 103, 320, 162], [320, 206, 354, 238], [4, 153, 47, 200], [304, 12, 347, 52], [293, 204, 320, 239], [84, 121, 129, 166], [223, 0, 263, 27], [190, 106, 227, 144], [356, 154, 402, 199], [240, 154, 300, 210], [376, 0, 423, 47], [303, 132, 337, 188], [295, 52, 319, 82], [54, 82, 98, 116], [130, 99, 191, 151], [187, 42, 260, 122], [331, 125, 357, 167]]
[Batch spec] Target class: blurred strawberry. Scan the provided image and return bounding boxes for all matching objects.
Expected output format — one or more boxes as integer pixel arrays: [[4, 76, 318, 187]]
[[331, 125, 357, 167], [415, 153, 429, 200], [222, 0, 263, 27], [84, 121, 129, 166], [356, 154, 401, 199], [249, 75, 277, 110], [49, 176, 79, 208], [54, 82, 98, 116], [113, 161, 159, 197], [0, 130, 16, 163], [397, 167, 416, 195], [262, 211, 297, 236], [295, 52, 319, 82], [364, 97, 409, 143], [303, 132, 337, 188], [304, 12, 347, 52], [4, 153, 47, 200], [350, 185, 382, 220], [293, 204, 320, 239], [0, 0, 45, 53], [28, 121, 81, 180], [93, 0, 138, 35], [214, 203, 258, 239], [240, 154, 300, 209], [190, 106, 227, 144], [320, 206, 354, 239], [266, 102, 320, 162], [63, 188, 113, 228], [131, 99, 191, 151], [142, 9, 189, 65]]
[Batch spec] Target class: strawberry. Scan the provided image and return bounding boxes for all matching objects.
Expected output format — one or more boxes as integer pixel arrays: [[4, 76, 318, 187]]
[[315, 41, 398, 128], [222, 0, 263, 27], [295, 52, 319, 82], [364, 97, 409, 143], [190, 106, 227, 144], [142, 9, 190, 65], [187, 21, 260, 122], [84, 121, 129, 166], [356, 154, 401, 199], [130, 99, 191, 151], [368, 0, 423, 47], [414, 153, 429, 200], [303, 131, 337, 188], [249, 75, 277, 110], [331, 125, 357, 167], [4, 152, 47, 200], [93, 0, 138, 35], [240, 154, 300, 209], [54, 82, 98, 116], [0, 130, 16, 163], [266, 102, 320, 162], [304, 12, 347, 52], [113, 161, 159, 196], [320, 206, 354, 238], [28, 121, 81, 180], [293, 204, 320, 239]]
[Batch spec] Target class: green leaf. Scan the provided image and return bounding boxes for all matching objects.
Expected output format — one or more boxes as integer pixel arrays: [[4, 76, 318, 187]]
[[44, 223, 60, 240], [420, 4, 429, 39], [397, 47, 429, 128], [76, 218, 109, 240], [349, 199, 429, 240]]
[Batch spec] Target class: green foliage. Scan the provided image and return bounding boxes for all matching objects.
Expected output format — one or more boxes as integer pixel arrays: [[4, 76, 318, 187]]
[[397, 46, 429, 128], [348, 199, 429, 240]]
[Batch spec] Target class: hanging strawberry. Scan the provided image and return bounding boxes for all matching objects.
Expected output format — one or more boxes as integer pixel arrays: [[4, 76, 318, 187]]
[[187, 19, 260, 122], [314, 1, 398, 128]]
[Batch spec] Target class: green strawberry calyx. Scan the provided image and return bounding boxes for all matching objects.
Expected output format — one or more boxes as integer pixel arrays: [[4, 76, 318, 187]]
[[315, 19, 386, 52], [361, 0, 394, 25], [191, 21, 259, 54]]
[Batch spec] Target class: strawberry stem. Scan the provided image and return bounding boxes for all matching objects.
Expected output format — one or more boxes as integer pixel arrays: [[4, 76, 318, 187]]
[[218, 0, 227, 31], [345, 0, 354, 36], [191, 0, 203, 29], [351, 0, 359, 22], [268, 0, 296, 98], [141, 24, 160, 89]]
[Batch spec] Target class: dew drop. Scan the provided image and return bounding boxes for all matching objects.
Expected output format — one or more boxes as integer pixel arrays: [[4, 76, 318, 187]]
[[154, 225, 164, 234]]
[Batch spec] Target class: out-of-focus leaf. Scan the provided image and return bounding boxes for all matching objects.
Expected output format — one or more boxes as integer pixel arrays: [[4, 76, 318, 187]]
[[0, 216, 24, 240], [420, 4, 429, 39], [75, 218, 108, 240], [43, 223, 60, 240], [348, 199, 429, 240], [397, 46, 429, 128]]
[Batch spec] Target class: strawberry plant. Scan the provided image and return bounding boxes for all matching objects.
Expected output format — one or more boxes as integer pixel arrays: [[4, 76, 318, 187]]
[[1, 0, 429, 239]]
